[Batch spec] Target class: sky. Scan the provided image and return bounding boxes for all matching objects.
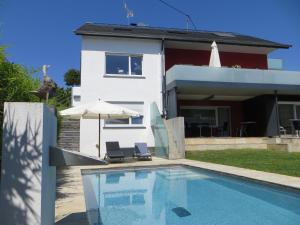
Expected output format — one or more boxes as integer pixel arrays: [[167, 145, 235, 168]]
[[1, 0, 300, 86]]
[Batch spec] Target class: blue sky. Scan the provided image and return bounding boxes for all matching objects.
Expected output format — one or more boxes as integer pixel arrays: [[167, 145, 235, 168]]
[[1, 0, 299, 86]]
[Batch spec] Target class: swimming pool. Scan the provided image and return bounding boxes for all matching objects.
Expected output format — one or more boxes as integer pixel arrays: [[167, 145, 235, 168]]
[[82, 166, 300, 225]]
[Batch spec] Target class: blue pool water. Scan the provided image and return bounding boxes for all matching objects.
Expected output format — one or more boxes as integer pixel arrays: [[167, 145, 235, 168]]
[[82, 166, 300, 225]]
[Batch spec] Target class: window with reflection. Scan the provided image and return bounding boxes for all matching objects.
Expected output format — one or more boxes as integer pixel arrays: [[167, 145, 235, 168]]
[[131, 56, 142, 75], [106, 55, 129, 75], [105, 102, 144, 126], [106, 54, 142, 76]]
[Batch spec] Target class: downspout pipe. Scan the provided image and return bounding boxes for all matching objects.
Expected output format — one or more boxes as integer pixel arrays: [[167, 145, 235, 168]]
[[161, 38, 167, 118], [274, 90, 281, 136]]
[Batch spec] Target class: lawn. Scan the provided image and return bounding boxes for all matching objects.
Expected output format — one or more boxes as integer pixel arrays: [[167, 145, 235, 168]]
[[186, 149, 300, 177]]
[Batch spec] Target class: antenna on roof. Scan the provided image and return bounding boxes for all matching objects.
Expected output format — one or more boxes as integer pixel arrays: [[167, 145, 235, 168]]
[[157, 0, 197, 30], [123, 1, 134, 25]]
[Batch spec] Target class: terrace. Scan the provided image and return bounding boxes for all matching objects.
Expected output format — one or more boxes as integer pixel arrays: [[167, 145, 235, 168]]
[[166, 65, 300, 138]]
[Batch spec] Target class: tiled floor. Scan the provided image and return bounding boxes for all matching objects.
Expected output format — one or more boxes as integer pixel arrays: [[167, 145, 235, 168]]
[[55, 157, 300, 225]]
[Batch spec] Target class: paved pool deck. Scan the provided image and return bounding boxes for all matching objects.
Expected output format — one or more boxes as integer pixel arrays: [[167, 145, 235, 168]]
[[55, 157, 300, 225]]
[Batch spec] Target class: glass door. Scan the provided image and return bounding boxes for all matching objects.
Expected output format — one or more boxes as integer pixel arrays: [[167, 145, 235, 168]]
[[217, 107, 231, 136], [278, 104, 294, 134], [296, 105, 300, 119]]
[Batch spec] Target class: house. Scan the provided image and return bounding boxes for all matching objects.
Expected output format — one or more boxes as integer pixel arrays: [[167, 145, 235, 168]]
[[73, 22, 300, 156]]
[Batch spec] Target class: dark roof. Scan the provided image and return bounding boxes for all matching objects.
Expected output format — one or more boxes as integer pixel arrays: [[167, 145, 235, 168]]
[[75, 23, 291, 49]]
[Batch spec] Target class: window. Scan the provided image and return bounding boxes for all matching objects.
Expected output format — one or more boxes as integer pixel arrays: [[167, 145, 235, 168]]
[[180, 107, 217, 126], [131, 56, 142, 75], [278, 103, 300, 134], [106, 54, 142, 76], [73, 95, 81, 102], [106, 55, 129, 75], [105, 102, 144, 126]]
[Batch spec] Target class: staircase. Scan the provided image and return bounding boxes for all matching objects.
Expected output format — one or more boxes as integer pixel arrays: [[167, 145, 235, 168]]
[[157, 168, 208, 180], [58, 119, 80, 151]]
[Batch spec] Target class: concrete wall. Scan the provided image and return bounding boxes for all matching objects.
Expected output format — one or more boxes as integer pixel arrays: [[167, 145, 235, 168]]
[[79, 36, 163, 157], [165, 117, 185, 159], [167, 88, 178, 119], [0, 103, 57, 225]]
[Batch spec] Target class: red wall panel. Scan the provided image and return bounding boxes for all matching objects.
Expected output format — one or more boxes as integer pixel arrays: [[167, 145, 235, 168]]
[[165, 48, 268, 71]]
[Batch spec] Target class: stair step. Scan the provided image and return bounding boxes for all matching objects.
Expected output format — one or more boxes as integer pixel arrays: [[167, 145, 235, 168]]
[[58, 141, 79, 145], [157, 170, 208, 180], [58, 118, 80, 152], [59, 132, 79, 137], [60, 126, 80, 130]]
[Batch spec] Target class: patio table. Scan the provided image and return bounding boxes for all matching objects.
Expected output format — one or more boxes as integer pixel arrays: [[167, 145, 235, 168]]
[[197, 124, 217, 137]]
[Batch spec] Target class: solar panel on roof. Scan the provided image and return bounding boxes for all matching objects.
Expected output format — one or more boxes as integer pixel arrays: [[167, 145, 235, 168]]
[[213, 32, 236, 37], [167, 30, 187, 35], [113, 28, 133, 32]]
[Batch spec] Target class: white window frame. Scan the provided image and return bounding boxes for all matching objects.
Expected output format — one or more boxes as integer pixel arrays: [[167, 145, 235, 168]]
[[104, 101, 145, 128], [105, 53, 143, 77]]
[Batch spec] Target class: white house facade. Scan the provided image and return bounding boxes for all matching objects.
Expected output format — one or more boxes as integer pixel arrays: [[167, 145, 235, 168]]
[[77, 35, 163, 157]]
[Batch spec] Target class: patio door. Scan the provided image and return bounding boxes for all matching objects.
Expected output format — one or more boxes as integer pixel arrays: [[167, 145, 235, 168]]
[[296, 105, 300, 119], [278, 104, 298, 134], [217, 107, 231, 136], [180, 106, 231, 137]]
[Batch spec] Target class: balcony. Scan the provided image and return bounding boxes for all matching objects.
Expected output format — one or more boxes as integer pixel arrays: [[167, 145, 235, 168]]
[[166, 65, 300, 96]]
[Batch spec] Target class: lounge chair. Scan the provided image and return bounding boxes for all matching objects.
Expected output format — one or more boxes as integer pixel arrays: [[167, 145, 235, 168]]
[[105, 142, 125, 161], [134, 143, 152, 160]]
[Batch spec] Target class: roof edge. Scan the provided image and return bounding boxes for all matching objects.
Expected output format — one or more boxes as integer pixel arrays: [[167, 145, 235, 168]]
[[74, 23, 292, 49]]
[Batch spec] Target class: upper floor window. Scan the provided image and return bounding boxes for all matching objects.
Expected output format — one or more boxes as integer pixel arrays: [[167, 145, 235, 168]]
[[106, 54, 143, 76]]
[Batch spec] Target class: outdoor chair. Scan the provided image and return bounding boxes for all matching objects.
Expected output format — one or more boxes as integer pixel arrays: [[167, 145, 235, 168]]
[[105, 142, 125, 161], [279, 126, 287, 136], [291, 120, 300, 138], [134, 142, 152, 160]]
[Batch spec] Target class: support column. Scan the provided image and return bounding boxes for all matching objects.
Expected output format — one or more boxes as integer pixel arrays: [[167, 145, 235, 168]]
[[274, 90, 281, 136], [167, 87, 178, 119]]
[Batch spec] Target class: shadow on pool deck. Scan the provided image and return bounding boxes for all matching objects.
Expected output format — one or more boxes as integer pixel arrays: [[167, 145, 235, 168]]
[[55, 212, 89, 225]]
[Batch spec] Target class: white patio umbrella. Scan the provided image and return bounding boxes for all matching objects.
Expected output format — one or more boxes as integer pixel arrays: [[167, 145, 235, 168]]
[[60, 100, 140, 158], [209, 41, 221, 68]]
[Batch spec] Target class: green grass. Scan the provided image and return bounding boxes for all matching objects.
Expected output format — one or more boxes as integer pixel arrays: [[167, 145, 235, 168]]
[[186, 149, 300, 177]]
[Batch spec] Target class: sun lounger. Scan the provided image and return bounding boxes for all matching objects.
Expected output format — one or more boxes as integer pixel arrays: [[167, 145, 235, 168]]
[[134, 143, 152, 160], [105, 142, 125, 161]]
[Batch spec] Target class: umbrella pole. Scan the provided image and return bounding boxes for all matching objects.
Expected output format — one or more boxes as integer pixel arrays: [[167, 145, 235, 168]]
[[98, 114, 101, 158]]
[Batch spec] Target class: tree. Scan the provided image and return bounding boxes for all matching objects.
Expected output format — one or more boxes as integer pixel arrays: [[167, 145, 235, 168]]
[[48, 87, 71, 111], [64, 69, 80, 86]]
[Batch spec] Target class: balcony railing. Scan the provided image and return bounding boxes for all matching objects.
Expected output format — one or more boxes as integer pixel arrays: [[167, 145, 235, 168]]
[[166, 65, 300, 87]]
